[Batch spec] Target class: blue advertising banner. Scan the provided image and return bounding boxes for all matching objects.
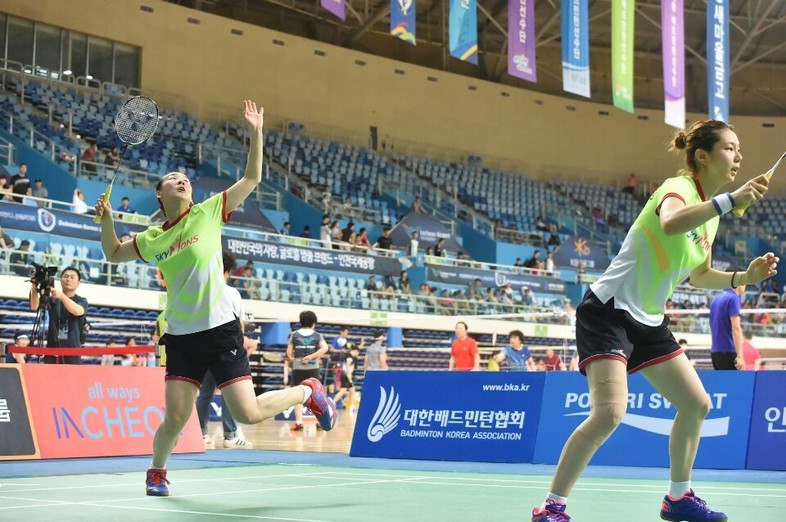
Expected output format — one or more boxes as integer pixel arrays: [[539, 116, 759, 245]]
[[0, 201, 145, 241], [747, 372, 786, 471], [561, 0, 591, 98], [426, 264, 566, 294], [390, 211, 464, 254], [390, 0, 416, 45], [221, 236, 402, 276], [192, 177, 278, 233], [449, 0, 478, 64], [533, 371, 755, 469], [550, 236, 611, 271], [350, 371, 546, 463], [707, 0, 729, 121]]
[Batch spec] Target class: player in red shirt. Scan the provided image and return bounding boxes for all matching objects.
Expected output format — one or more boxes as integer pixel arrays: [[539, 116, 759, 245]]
[[449, 321, 479, 371]]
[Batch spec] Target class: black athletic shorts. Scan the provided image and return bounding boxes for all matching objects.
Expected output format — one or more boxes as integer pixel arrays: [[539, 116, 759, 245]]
[[338, 372, 354, 389], [575, 290, 683, 375], [291, 368, 321, 386], [161, 318, 250, 389], [711, 352, 738, 370]]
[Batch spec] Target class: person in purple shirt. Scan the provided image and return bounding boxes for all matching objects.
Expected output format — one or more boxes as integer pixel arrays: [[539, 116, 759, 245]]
[[708, 276, 746, 370]]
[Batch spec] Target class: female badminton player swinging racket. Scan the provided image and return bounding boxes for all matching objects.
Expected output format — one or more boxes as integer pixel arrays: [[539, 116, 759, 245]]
[[531, 120, 777, 522], [96, 100, 337, 497]]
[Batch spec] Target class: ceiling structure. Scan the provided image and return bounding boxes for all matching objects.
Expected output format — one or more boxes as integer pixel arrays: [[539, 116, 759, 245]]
[[166, 0, 786, 116]]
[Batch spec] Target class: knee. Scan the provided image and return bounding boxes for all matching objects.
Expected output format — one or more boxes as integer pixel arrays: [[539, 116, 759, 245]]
[[682, 393, 712, 420], [164, 408, 192, 431], [588, 402, 627, 436]]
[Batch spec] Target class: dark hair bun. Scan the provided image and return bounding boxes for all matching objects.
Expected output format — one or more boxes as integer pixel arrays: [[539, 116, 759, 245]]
[[673, 131, 688, 150]]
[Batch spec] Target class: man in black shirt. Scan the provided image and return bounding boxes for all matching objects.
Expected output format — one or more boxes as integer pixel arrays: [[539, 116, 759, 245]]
[[9, 163, 30, 203], [373, 226, 393, 252], [29, 266, 88, 364]]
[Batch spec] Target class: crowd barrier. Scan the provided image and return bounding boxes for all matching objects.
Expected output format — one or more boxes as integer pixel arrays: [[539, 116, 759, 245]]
[[0, 364, 203, 460], [351, 370, 786, 471]]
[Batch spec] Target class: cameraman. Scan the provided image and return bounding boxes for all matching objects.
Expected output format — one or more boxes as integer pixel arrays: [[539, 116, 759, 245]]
[[29, 266, 88, 364]]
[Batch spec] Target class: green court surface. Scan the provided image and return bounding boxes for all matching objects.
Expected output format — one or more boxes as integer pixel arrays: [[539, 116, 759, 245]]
[[1, 464, 784, 521]]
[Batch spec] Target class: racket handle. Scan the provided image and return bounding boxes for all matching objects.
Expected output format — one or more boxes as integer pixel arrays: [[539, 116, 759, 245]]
[[732, 171, 773, 218], [93, 183, 114, 224]]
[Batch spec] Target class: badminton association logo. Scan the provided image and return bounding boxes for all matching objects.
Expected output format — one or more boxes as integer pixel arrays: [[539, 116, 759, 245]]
[[37, 208, 56, 233], [367, 386, 401, 442]]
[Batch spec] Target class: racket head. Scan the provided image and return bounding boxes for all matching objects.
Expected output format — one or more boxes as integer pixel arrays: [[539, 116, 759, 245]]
[[114, 96, 159, 146]]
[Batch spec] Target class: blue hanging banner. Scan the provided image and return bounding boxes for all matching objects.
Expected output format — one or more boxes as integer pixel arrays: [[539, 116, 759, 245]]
[[561, 0, 591, 98], [449, 0, 478, 65], [390, 0, 417, 45], [707, 0, 729, 121]]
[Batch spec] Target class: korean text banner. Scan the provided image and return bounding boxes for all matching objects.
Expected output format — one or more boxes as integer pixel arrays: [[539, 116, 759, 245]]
[[561, 0, 591, 98], [534, 371, 755, 469], [351, 371, 546, 463], [508, 0, 537, 82], [321, 0, 346, 20], [391, 0, 417, 45], [707, 0, 729, 121], [611, 0, 635, 113], [221, 236, 402, 276], [426, 264, 566, 295], [449, 0, 478, 64], [746, 372, 786, 471], [0, 366, 38, 460], [662, 0, 685, 128]]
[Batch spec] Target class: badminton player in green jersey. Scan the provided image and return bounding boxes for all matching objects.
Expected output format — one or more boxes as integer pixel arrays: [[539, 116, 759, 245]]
[[532, 120, 777, 522], [96, 100, 336, 497]]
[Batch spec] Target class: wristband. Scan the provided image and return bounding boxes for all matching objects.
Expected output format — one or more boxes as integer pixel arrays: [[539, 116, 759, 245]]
[[711, 192, 734, 216]]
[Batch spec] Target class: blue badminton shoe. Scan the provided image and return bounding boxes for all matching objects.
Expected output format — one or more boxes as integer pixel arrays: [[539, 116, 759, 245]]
[[660, 490, 727, 521], [145, 468, 170, 496], [531, 500, 571, 521], [301, 377, 337, 431]]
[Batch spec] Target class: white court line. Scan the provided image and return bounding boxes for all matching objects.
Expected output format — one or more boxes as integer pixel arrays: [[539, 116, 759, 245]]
[[70, 502, 332, 522]]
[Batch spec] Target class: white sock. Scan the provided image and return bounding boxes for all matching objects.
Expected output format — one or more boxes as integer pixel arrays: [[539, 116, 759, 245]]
[[669, 480, 691, 499], [149, 463, 165, 470], [299, 384, 312, 403], [541, 492, 568, 510]]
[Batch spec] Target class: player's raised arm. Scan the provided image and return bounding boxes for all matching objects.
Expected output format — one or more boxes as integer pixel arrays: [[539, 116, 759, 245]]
[[225, 100, 264, 213]]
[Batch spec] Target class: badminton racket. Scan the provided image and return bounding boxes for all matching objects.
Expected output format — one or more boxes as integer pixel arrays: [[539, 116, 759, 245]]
[[93, 96, 159, 223], [732, 151, 786, 217]]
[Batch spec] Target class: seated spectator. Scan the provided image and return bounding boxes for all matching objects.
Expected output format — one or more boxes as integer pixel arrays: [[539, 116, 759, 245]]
[[535, 215, 549, 232], [398, 271, 412, 294], [118, 197, 136, 214], [32, 178, 48, 208], [241, 265, 261, 299], [437, 289, 455, 315], [382, 274, 397, 293], [354, 228, 370, 252], [433, 238, 447, 257], [280, 221, 291, 236], [524, 250, 541, 270], [425, 246, 434, 256], [72, 189, 89, 214], [0, 173, 11, 200], [622, 172, 637, 195], [499, 283, 514, 305], [366, 275, 379, 291], [81, 143, 99, 175], [513, 257, 524, 270], [411, 195, 424, 213], [10, 239, 31, 276], [231, 260, 254, 287], [467, 278, 483, 301], [542, 347, 564, 371], [0, 225, 13, 253], [547, 224, 561, 248], [521, 287, 535, 306], [105, 146, 120, 169]]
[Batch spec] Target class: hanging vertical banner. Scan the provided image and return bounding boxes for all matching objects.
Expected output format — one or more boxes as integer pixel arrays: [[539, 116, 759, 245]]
[[321, 0, 346, 21], [561, 0, 591, 98], [661, 0, 685, 128], [707, 0, 729, 121], [612, 0, 635, 112], [391, 0, 417, 45], [508, 0, 537, 82], [449, 0, 479, 65]]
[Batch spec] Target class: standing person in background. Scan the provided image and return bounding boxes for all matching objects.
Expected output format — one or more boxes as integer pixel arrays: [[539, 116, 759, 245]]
[[542, 347, 563, 371], [449, 321, 479, 371], [365, 331, 388, 371], [96, 100, 335, 497], [319, 215, 332, 248], [9, 163, 30, 202], [332, 342, 360, 413], [742, 331, 762, 371], [493, 330, 534, 371], [408, 230, 419, 257], [531, 120, 775, 522], [709, 275, 746, 370], [286, 310, 330, 431], [196, 252, 255, 449], [72, 189, 89, 214]]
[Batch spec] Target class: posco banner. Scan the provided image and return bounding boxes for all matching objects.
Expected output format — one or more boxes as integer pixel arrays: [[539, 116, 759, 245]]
[[662, 0, 685, 128], [561, 0, 591, 98], [449, 0, 478, 65], [533, 372, 755, 469], [747, 372, 786, 471], [321, 0, 346, 20], [192, 177, 278, 233], [551, 236, 611, 271], [508, 0, 537, 82], [426, 264, 566, 294], [391, 0, 416, 45], [611, 0, 635, 113], [707, 0, 729, 121], [0, 201, 145, 241], [351, 371, 546, 463], [222, 236, 402, 276]]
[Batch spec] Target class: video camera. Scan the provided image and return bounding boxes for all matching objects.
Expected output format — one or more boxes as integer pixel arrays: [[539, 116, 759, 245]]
[[30, 261, 58, 296]]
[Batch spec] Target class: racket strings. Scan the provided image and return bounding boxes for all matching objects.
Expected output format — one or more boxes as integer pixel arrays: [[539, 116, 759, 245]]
[[115, 97, 159, 145]]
